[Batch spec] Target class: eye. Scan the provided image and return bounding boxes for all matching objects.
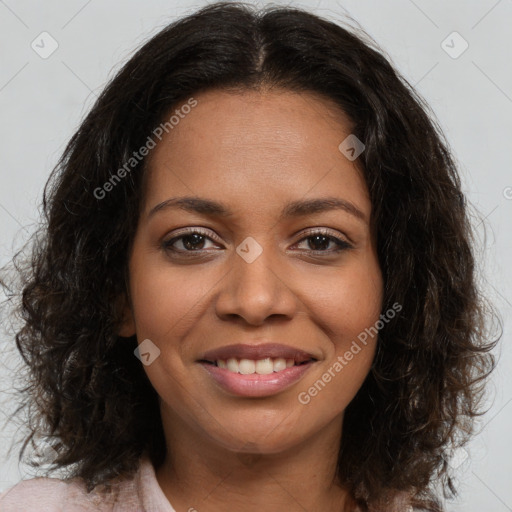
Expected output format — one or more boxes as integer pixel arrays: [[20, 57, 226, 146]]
[[162, 228, 221, 254], [293, 229, 352, 253], [161, 227, 352, 257]]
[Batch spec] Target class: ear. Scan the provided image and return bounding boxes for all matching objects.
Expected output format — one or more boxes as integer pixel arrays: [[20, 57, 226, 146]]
[[116, 293, 136, 337]]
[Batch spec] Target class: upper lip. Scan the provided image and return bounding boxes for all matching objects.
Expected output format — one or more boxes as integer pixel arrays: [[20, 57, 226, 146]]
[[199, 343, 317, 364]]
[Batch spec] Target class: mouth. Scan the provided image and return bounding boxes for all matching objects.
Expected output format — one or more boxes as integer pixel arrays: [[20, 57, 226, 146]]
[[198, 343, 318, 397], [200, 357, 316, 375], [199, 342, 317, 374]]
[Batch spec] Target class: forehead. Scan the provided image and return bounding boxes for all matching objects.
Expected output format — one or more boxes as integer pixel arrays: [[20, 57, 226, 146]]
[[142, 88, 370, 220]]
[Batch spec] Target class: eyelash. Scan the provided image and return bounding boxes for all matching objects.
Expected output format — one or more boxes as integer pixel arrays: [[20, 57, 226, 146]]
[[161, 228, 352, 257]]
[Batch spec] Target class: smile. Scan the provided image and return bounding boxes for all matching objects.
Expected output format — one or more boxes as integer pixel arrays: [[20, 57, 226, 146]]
[[204, 357, 314, 375], [198, 343, 318, 397]]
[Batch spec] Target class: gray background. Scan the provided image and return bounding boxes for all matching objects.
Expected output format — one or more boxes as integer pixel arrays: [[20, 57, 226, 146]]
[[0, 1, 511, 510]]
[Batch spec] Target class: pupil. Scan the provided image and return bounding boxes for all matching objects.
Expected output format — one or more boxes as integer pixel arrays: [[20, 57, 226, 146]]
[[183, 234, 205, 250], [309, 235, 329, 251]]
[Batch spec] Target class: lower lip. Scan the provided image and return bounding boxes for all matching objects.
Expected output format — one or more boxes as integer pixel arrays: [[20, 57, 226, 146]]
[[199, 362, 315, 397]]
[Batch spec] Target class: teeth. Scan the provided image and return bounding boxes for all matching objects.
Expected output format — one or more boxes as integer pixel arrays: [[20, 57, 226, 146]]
[[215, 357, 301, 374], [227, 358, 239, 373], [239, 359, 256, 375], [273, 358, 287, 372], [255, 358, 274, 374]]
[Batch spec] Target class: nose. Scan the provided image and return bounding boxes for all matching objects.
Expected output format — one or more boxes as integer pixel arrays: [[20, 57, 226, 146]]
[[214, 241, 298, 326]]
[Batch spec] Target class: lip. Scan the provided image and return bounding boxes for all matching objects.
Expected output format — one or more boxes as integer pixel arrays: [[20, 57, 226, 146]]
[[199, 360, 315, 397], [198, 343, 318, 398], [199, 343, 316, 364]]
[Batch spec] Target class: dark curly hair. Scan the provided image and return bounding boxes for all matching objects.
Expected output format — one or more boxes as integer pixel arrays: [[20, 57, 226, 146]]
[[0, 2, 499, 511]]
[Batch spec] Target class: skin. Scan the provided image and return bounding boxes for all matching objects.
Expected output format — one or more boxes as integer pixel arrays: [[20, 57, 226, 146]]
[[120, 88, 383, 512]]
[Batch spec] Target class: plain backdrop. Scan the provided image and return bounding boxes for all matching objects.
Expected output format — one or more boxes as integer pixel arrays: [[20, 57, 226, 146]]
[[0, 1, 511, 510]]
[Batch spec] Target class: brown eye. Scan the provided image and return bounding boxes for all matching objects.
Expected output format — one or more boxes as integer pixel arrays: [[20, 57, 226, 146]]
[[295, 230, 352, 253], [173, 233, 206, 251], [162, 229, 220, 254]]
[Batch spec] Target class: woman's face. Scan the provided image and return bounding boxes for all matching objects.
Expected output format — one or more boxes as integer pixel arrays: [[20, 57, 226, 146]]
[[122, 88, 383, 455]]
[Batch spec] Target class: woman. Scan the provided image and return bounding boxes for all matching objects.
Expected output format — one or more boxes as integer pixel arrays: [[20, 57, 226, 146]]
[[0, 2, 498, 511]]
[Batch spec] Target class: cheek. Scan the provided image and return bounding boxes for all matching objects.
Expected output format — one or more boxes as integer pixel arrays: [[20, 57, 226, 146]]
[[302, 260, 383, 349], [296, 346, 374, 425], [296, 271, 382, 413], [295, 259, 382, 404], [129, 255, 221, 341]]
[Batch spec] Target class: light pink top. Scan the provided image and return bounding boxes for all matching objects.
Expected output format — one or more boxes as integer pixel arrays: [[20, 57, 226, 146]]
[[0, 456, 176, 511], [0, 458, 419, 511]]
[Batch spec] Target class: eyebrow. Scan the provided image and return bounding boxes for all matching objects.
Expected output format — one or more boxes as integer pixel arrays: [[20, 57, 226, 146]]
[[147, 196, 367, 223]]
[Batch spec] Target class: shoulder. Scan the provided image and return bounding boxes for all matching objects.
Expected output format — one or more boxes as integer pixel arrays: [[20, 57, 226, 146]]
[[0, 456, 174, 512], [0, 475, 90, 511], [0, 471, 126, 512]]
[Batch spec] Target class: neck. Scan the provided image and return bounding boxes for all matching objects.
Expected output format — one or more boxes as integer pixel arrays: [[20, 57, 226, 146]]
[[155, 407, 356, 512]]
